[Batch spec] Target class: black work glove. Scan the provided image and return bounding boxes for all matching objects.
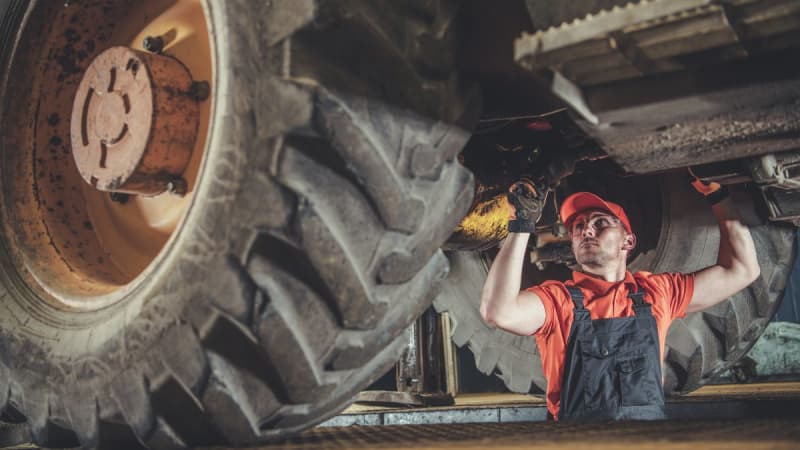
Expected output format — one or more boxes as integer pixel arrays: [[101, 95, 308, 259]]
[[507, 180, 544, 234]]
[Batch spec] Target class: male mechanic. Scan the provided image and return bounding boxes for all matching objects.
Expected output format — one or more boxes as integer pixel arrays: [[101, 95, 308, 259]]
[[479, 178, 760, 421]]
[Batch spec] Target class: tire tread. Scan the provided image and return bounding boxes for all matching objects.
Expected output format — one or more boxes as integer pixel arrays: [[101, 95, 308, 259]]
[[8, 0, 478, 447]]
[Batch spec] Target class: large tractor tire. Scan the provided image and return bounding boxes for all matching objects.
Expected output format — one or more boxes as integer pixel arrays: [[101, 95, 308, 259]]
[[0, 1, 477, 448], [434, 175, 795, 395]]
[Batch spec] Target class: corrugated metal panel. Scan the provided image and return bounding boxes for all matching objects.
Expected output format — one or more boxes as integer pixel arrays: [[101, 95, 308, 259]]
[[516, 0, 800, 86]]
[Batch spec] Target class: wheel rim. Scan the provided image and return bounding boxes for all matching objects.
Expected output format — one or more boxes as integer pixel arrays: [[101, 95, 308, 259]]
[[0, 0, 212, 310]]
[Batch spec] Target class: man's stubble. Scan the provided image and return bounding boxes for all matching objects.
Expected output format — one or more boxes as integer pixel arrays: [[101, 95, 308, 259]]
[[575, 244, 616, 269]]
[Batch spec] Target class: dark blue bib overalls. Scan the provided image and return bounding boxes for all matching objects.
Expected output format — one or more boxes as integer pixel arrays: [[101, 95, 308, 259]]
[[558, 285, 666, 421]]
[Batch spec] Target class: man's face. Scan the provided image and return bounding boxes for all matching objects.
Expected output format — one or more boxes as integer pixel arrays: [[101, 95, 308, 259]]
[[568, 209, 630, 268]]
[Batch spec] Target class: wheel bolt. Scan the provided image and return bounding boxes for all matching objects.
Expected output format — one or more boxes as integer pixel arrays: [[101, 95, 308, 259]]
[[189, 81, 210, 101], [167, 178, 188, 197], [143, 36, 164, 54]]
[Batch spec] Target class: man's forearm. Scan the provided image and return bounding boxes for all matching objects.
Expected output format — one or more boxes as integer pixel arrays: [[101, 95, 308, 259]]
[[687, 196, 761, 313], [711, 197, 760, 280], [480, 232, 531, 324]]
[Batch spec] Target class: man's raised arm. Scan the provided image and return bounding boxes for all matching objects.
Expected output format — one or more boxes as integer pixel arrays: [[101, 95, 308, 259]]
[[480, 233, 546, 336], [688, 178, 760, 313], [480, 180, 547, 336]]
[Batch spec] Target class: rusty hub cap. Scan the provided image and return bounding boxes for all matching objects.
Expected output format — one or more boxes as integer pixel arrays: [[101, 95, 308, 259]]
[[70, 46, 199, 196]]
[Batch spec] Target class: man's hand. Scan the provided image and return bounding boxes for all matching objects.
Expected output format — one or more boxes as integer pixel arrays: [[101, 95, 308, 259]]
[[507, 179, 545, 233], [689, 168, 729, 205], [687, 168, 759, 313]]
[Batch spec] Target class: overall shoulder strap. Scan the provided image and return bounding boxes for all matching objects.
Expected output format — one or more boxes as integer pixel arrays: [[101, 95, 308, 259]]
[[566, 286, 590, 321], [629, 280, 651, 315]]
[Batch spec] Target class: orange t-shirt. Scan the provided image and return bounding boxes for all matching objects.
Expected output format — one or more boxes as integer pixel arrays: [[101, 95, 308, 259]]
[[528, 270, 695, 419]]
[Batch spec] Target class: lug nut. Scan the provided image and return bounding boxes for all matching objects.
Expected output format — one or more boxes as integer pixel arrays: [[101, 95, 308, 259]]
[[188, 81, 210, 101], [143, 36, 165, 54], [167, 178, 188, 197]]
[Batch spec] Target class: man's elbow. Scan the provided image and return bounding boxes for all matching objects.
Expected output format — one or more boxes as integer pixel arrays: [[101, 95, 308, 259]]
[[480, 304, 498, 327], [733, 262, 760, 288], [747, 263, 761, 285], [480, 299, 509, 329]]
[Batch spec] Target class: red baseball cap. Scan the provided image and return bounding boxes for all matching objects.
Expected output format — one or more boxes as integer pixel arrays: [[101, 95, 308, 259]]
[[560, 192, 632, 233]]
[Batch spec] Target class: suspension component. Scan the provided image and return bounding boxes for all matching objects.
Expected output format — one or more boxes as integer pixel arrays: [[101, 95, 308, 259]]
[[750, 152, 800, 225]]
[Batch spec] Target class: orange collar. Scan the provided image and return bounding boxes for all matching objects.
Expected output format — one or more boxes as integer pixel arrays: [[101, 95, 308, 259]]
[[569, 270, 639, 296]]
